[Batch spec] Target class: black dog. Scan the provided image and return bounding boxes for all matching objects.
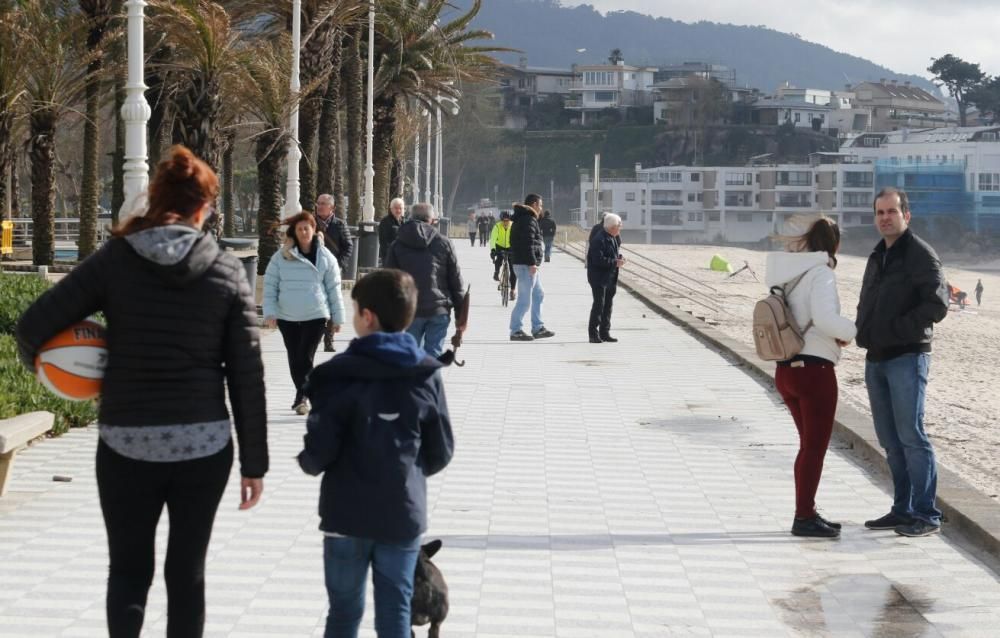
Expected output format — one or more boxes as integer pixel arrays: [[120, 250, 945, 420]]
[[411, 540, 448, 638]]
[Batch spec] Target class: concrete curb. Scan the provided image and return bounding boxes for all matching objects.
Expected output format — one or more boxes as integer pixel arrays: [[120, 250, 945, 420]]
[[563, 242, 1000, 559]]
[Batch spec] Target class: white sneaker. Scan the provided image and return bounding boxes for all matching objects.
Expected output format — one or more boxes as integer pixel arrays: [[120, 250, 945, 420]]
[[294, 399, 310, 415]]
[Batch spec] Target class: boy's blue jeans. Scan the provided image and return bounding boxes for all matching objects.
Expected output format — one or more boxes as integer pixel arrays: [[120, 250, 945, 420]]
[[407, 314, 450, 358], [865, 353, 941, 525], [323, 535, 421, 638], [509, 264, 544, 335]]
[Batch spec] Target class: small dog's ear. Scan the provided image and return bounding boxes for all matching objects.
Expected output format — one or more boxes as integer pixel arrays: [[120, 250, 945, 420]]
[[422, 539, 443, 558]]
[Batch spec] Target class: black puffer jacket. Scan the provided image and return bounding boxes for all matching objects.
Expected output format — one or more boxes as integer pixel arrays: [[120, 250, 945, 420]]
[[384, 220, 464, 317], [378, 212, 403, 261], [509, 204, 543, 266], [15, 229, 268, 478], [315, 213, 353, 271], [855, 228, 949, 362], [539, 214, 557, 239]]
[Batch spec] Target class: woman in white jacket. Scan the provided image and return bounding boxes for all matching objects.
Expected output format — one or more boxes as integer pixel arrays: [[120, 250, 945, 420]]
[[264, 212, 346, 414], [765, 217, 856, 538]]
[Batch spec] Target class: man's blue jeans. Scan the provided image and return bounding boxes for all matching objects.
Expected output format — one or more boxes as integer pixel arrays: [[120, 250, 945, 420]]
[[509, 264, 544, 335], [543, 237, 554, 261], [865, 353, 941, 525], [323, 535, 421, 638], [407, 314, 450, 358]]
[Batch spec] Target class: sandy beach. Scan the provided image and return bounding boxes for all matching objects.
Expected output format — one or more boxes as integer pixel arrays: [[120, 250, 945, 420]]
[[621, 243, 1000, 500]]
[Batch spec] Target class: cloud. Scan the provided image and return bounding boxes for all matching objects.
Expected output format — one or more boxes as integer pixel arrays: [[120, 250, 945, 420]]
[[562, 0, 1000, 78]]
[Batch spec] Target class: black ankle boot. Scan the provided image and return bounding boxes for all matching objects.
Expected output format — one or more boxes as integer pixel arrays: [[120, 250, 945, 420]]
[[791, 515, 840, 538]]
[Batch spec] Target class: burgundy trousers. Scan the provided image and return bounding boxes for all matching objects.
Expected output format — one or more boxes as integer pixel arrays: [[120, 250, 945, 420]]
[[775, 362, 838, 519]]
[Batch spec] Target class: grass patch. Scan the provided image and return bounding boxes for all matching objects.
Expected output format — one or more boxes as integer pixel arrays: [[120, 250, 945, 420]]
[[0, 272, 51, 335]]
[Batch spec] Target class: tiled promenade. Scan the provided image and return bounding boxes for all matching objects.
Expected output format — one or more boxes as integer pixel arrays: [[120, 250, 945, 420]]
[[2, 240, 1000, 637]]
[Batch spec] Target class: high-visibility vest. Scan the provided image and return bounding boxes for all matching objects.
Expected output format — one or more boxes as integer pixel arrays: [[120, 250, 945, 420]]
[[490, 223, 511, 249]]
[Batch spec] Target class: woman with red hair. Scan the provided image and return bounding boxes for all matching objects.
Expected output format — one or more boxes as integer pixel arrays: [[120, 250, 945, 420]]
[[16, 145, 268, 637]]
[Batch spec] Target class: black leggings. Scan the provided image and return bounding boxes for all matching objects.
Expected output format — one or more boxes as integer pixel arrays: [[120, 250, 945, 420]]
[[97, 439, 232, 638], [277, 318, 327, 402]]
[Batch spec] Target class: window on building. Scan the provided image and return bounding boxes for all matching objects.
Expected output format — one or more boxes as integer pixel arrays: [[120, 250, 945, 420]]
[[651, 210, 682, 226], [651, 190, 683, 206], [617, 211, 628, 221], [594, 91, 616, 102], [843, 172, 873, 188], [776, 171, 811, 186], [766, 213, 773, 222], [708, 212, 720, 222], [777, 192, 811, 207], [842, 192, 869, 207], [724, 191, 753, 207], [794, 112, 801, 123], [737, 212, 753, 222], [625, 192, 636, 201], [686, 211, 703, 222], [863, 136, 880, 147], [690, 172, 701, 182], [686, 193, 703, 203], [669, 172, 682, 182], [979, 173, 1000, 191], [725, 172, 752, 186]]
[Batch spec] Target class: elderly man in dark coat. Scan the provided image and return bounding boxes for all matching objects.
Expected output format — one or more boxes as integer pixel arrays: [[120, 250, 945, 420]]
[[586, 213, 624, 343]]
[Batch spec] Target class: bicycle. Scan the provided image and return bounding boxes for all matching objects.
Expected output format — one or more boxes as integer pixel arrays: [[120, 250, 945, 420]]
[[498, 251, 511, 307]]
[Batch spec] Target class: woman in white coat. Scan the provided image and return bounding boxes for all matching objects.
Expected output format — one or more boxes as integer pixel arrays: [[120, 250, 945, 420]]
[[264, 212, 346, 414], [765, 217, 856, 538]]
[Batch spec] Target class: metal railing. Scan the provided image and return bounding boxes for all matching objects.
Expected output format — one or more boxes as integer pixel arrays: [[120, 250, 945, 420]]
[[5, 217, 112, 247]]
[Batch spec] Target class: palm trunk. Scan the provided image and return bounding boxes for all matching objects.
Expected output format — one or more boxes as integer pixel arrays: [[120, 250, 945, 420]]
[[0, 144, 10, 220], [316, 31, 342, 202], [111, 65, 125, 224], [78, 57, 102, 259], [343, 26, 363, 225], [10, 155, 19, 216], [222, 131, 235, 237], [298, 96, 320, 211], [255, 131, 284, 274], [30, 111, 57, 266], [372, 96, 396, 220]]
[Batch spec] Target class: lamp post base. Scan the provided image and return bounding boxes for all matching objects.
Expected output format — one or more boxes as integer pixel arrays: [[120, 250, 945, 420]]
[[356, 220, 379, 273]]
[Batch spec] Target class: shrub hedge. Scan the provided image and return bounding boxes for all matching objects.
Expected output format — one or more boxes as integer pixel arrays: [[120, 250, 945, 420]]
[[0, 272, 97, 435]]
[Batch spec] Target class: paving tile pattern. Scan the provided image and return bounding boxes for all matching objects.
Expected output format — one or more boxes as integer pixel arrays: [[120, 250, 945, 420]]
[[1, 241, 999, 637]]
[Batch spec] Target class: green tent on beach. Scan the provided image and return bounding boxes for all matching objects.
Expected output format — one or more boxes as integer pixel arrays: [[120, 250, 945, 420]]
[[709, 254, 732, 273]]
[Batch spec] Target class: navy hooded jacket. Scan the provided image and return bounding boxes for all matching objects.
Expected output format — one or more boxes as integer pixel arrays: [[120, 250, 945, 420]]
[[297, 332, 454, 543]]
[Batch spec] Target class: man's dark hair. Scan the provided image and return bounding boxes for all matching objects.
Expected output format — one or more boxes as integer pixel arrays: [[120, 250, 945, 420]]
[[351, 269, 418, 332], [524, 193, 542, 207], [873, 187, 910, 214]]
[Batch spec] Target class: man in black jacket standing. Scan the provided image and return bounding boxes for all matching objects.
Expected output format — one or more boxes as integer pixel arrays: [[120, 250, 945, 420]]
[[384, 203, 465, 358], [508, 193, 555, 341], [378, 197, 405, 265], [857, 187, 949, 538], [539, 210, 557, 262], [587, 213, 624, 343], [315, 193, 353, 351]]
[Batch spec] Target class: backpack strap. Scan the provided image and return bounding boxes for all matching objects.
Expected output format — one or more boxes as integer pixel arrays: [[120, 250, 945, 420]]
[[779, 271, 813, 335]]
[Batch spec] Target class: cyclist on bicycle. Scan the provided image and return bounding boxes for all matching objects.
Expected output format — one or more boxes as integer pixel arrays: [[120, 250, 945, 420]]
[[490, 210, 516, 297]]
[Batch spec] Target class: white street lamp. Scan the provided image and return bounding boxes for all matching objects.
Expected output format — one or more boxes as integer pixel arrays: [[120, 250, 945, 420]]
[[284, 0, 303, 216], [434, 95, 459, 218], [412, 122, 420, 208], [120, 0, 151, 220], [356, 0, 379, 269]]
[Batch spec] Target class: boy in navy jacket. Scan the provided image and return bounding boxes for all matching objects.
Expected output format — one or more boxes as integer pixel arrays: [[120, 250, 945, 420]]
[[298, 269, 454, 637]]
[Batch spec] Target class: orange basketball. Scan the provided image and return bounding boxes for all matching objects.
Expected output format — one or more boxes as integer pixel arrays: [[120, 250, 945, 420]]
[[35, 320, 108, 401]]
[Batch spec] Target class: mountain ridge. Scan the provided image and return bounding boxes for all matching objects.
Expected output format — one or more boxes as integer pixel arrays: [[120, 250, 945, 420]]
[[450, 0, 938, 96]]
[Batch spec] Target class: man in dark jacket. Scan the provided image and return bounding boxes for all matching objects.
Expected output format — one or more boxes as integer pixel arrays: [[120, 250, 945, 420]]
[[856, 187, 949, 538], [539, 210, 557, 262], [508, 193, 554, 341], [316, 193, 354, 351], [384, 203, 465, 357], [378, 197, 405, 264], [587, 213, 625, 343], [477, 214, 490, 246]]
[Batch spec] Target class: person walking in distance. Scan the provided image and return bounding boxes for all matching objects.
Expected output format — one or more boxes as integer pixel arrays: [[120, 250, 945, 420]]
[[509, 194, 555, 341], [264, 212, 347, 415], [766, 217, 857, 538], [587, 213, 625, 343], [315, 193, 353, 352], [539, 209, 557, 262], [857, 187, 949, 537], [466, 212, 478, 247], [477, 213, 490, 247], [384, 203, 466, 358], [16, 145, 268, 637], [975, 278, 984, 306], [379, 197, 405, 265]]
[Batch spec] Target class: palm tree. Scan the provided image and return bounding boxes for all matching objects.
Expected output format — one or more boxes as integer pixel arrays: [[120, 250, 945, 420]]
[[0, 9, 28, 220], [315, 30, 343, 204], [369, 0, 502, 216], [21, 0, 96, 265], [342, 23, 364, 225], [78, 0, 115, 259], [109, 0, 124, 223]]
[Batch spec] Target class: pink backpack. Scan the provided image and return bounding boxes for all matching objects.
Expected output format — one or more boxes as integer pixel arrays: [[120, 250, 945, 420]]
[[753, 272, 813, 361]]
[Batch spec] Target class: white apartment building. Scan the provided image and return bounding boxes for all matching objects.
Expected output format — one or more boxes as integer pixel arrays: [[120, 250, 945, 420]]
[[566, 61, 657, 124], [579, 159, 877, 245]]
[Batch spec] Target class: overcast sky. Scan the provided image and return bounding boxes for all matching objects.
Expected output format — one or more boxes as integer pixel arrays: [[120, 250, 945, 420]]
[[562, 0, 1000, 79]]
